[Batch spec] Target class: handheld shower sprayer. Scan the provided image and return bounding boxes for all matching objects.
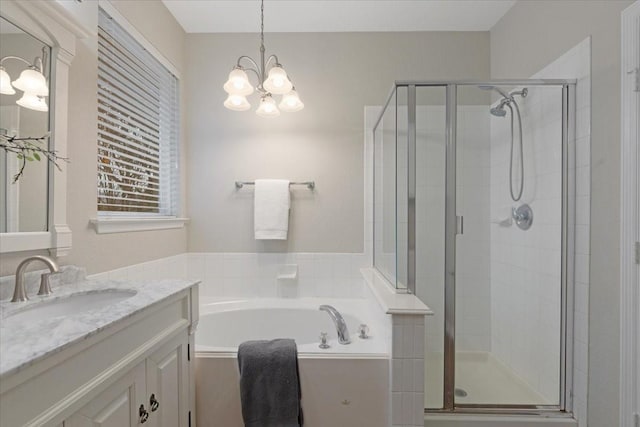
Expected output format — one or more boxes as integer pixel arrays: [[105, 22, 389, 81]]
[[479, 85, 528, 202]]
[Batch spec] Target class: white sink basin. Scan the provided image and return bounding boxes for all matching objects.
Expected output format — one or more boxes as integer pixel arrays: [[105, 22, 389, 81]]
[[6, 290, 137, 322]]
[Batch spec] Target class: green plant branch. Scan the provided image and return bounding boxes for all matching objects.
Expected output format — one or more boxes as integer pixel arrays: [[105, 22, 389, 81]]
[[0, 133, 69, 183]]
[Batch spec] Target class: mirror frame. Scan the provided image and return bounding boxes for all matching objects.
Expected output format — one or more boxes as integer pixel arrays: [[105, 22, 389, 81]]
[[0, 0, 88, 256]]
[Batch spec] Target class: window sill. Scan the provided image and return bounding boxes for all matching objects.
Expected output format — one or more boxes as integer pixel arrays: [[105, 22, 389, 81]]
[[89, 217, 190, 234]]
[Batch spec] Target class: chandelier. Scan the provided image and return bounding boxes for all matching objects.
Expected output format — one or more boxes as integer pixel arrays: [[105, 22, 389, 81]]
[[223, 0, 304, 117], [0, 47, 49, 112]]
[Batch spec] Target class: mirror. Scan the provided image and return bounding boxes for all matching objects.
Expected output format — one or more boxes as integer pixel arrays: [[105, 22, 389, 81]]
[[0, 15, 51, 233]]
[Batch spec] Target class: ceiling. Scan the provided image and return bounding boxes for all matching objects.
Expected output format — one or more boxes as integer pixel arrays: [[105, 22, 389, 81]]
[[162, 0, 516, 33]]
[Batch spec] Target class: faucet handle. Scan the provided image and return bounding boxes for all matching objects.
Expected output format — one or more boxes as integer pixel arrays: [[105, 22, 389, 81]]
[[358, 324, 369, 339], [37, 273, 54, 296], [319, 332, 330, 349]]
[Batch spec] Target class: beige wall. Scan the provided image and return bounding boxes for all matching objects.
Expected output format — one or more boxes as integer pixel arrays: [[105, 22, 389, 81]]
[[186, 31, 489, 253], [0, 0, 188, 275], [491, 1, 632, 425]]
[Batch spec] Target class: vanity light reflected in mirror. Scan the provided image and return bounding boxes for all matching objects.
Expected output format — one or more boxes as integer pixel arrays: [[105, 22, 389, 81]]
[[0, 15, 51, 233]]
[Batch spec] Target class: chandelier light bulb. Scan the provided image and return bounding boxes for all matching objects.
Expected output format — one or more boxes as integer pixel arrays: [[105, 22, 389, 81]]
[[224, 94, 251, 111], [0, 67, 16, 95], [256, 95, 280, 118], [223, 68, 254, 96], [16, 93, 48, 112], [12, 67, 48, 97], [279, 89, 304, 113], [263, 66, 292, 95]]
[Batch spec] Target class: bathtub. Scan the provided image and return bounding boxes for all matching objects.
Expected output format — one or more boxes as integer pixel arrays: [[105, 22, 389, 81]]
[[195, 297, 390, 427]]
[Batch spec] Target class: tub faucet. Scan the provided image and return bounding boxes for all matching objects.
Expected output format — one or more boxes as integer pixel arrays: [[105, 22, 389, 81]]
[[11, 255, 59, 302], [319, 305, 351, 344]]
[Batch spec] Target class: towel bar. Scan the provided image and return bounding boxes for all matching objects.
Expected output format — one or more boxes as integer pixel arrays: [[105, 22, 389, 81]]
[[235, 181, 315, 190]]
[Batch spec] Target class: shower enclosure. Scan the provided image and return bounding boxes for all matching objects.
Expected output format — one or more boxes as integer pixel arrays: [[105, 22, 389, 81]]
[[373, 80, 576, 414]]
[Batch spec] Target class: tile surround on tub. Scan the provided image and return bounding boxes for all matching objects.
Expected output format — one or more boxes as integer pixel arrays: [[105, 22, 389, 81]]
[[88, 252, 370, 299]]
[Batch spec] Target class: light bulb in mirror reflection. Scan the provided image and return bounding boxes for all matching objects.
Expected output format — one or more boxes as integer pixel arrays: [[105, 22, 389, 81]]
[[0, 67, 16, 95], [12, 68, 48, 97], [16, 93, 48, 112]]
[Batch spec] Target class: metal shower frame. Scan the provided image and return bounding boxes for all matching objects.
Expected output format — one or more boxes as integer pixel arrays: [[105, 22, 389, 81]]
[[372, 79, 577, 416]]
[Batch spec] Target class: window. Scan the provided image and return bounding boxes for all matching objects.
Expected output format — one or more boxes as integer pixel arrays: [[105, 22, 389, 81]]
[[97, 7, 179, 217]]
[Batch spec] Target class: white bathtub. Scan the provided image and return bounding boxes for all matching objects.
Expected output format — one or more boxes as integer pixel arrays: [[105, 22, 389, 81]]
[[196, 297, 389, 354], [195, 297, 390, 427]]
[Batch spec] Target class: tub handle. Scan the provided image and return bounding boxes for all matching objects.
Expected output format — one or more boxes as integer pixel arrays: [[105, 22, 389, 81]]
[[358, 324, 370, 339], [319, 332, 330, 349]]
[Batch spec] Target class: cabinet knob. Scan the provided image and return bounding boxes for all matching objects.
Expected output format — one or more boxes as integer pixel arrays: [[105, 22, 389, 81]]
[[139, 404, 149, 423], [150, 393, 160, 412]]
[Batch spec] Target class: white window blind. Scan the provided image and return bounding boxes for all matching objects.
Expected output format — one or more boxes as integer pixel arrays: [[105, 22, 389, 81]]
[[97, 8, 179, 215]]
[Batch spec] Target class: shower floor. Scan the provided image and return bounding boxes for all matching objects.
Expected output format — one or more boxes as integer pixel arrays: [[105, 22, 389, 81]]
[[425, 352, 552, 408]]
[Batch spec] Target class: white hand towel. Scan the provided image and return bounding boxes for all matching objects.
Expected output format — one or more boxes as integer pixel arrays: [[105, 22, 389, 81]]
[[254, 179, 290, 240]]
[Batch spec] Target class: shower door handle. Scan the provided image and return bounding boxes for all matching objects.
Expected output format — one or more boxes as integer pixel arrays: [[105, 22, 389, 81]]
[[456, 216, 464, 235]]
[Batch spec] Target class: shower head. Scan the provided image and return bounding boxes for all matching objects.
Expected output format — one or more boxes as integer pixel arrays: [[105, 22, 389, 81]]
[[490, 105, 507, 117], [490, 98, 511, 117]]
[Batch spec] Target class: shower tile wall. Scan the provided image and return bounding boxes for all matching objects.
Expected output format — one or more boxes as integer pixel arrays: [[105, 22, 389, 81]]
[[532, 38, 591, 425], [489, 38, 591, 412]]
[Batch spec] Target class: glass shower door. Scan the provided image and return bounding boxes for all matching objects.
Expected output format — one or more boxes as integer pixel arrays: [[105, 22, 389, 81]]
[[453, 84, 565, 407]]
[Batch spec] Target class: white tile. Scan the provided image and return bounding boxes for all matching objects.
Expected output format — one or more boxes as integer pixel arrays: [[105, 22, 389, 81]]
[[413, 323, 425, 359], [187, 254, 206, 280], [391, 392, 402, 425], [412, 393, 424, 425], [401, 392, 413, 425], [413, 359, 424, 393], [402, 322, 415, 360], [204, 253, 224, 282], [402, 360, 413, 393], [392, 325, 404, 358], [392, 359, 403, 392]]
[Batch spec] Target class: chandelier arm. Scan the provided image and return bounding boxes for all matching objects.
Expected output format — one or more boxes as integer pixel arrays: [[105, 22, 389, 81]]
[[0, 56, 34, 68], [244, 67, 264, 89], [236, 55, 260, 71], [265, 54, 281, 70]]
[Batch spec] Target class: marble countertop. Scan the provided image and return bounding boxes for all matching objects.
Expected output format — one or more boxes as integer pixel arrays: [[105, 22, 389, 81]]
[[0, 277, 199, 379]]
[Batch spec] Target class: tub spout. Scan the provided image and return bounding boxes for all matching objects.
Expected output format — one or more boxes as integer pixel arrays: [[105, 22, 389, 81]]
[[319, 305, 351, 344]]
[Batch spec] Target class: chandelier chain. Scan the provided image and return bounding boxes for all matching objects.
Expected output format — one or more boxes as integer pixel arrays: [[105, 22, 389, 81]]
[[260, 0, 265, 50]]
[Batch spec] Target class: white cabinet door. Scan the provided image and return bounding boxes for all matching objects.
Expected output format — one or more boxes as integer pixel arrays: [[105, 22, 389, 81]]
[[64, 362, 147, 427], [145, 333, 190, 427]]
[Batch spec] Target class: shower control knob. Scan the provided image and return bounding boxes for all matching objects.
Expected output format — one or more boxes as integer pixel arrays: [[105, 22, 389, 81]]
[[512, 204, 533, 230]]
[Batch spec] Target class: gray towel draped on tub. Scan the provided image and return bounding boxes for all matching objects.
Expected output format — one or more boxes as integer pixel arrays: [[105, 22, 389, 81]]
[[237, 339, 303, 427]]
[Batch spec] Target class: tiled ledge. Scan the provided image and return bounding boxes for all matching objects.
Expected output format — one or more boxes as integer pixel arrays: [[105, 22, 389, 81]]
[[361, 267, 433, 316]]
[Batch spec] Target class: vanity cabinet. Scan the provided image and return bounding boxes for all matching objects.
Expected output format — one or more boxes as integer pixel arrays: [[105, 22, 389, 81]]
[[63, 334, 190, 427], [0, 285, 198, 427], [63, 362, 146, 427]]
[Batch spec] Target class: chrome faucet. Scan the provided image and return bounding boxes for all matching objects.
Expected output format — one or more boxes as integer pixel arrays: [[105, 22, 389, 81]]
[[319, 305, 351, 344], [11, 255, 59, 302]]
